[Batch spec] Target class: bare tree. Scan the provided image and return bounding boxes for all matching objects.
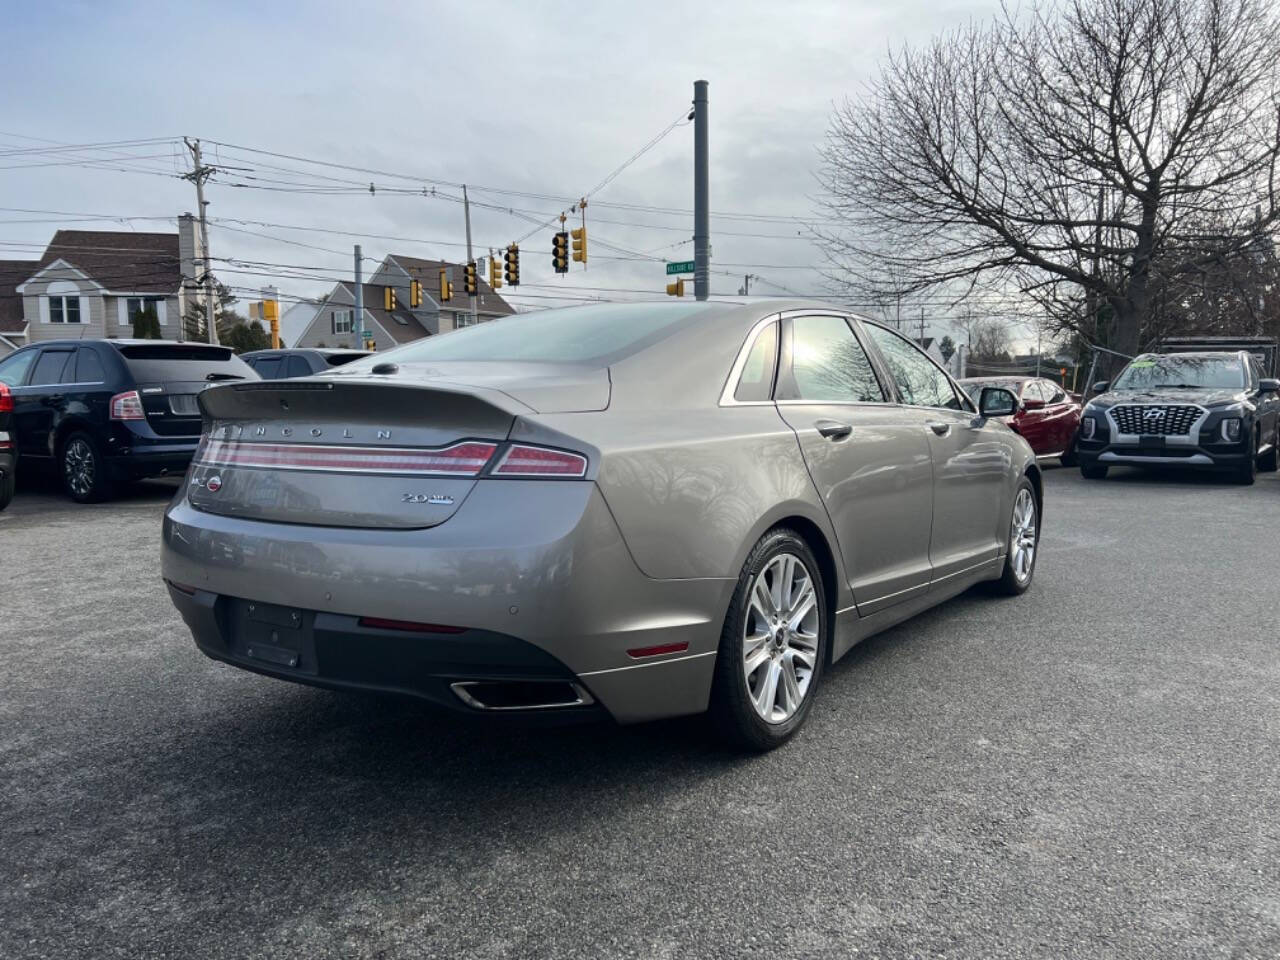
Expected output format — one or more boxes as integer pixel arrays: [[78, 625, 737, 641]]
[[817, 0, 1280, 357]]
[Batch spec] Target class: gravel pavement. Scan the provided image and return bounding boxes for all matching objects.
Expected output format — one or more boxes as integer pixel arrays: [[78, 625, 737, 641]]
[[1, 467, 1278, 959]]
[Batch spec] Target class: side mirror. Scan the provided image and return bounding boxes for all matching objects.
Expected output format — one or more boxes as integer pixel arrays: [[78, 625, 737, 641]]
[[1259, 378, 1280, 393], [979, 386, 1018, 418], [1022, 397, 1046, 411], [1091, 380, 1110, 393]]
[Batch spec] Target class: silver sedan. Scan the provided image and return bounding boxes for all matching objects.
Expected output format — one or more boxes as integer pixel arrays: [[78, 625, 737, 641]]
[[162, 300, 1040, 749]]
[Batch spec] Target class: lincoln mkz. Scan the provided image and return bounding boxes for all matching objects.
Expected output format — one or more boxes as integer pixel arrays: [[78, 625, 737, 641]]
[[162, 300, 1041, 749]]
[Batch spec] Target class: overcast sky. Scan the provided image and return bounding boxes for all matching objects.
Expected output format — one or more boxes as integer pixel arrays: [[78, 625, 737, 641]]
[[0, 0, 1003, 340]]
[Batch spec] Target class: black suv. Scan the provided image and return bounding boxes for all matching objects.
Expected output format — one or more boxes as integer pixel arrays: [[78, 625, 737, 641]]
[[1076, 351, 1280, 484], [0, 340, 256, 502], [241, 348, 369, 380]]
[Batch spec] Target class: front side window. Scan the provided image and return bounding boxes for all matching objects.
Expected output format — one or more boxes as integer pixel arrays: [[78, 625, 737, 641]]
[[865, 324, 964, 410], [332, 310, 353, 335], [733, 322, 778, 402], [0, 350, 36, 387], [49, 295, 81, 324], [787, 315, 884, 403]]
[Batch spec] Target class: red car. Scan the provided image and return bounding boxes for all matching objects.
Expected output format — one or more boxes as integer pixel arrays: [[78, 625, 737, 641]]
[[959, 376, 1082, 463]]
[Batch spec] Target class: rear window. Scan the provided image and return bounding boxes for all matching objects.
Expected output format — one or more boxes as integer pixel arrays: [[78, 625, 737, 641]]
[[251, 357, 283, 380], [364, 302, 715, 366], [116, 344, 254, 382]]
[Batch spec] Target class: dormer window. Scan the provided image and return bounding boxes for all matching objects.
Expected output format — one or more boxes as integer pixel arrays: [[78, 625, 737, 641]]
[[49, 295, 81, 324]]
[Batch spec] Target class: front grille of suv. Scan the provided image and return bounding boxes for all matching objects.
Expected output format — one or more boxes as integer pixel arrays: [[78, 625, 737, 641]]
[[1111, 404, 1201, 436]]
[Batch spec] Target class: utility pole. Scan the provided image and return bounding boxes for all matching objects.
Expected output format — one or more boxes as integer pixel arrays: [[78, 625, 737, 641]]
[[918, 308, 926, 345], [183, 138, 219, 345], [353, 244, 363, 348], [738, 274, 752, 296], [693, 79, 710, 301], [463, 184, 477, 326]]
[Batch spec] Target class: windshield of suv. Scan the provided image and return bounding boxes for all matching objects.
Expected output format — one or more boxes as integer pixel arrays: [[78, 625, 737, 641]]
[[1112, 356, 1245, 391]]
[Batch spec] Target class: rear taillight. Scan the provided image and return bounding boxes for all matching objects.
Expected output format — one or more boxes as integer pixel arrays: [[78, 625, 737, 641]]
[[110, 390, 145, 420], [195, 439, 498, 476], [0, 383, 11, 414], [492, 444, 588, 477]]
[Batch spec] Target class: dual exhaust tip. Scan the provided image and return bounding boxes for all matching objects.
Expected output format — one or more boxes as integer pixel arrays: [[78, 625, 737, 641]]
[[450, 679, 594, 712]]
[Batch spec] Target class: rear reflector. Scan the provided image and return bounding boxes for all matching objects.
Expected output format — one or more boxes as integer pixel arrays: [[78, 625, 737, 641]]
[[195, 439, 497, 476], [110, 390, 145, 420], [492, 444, 588, 477], [626, 641, 690, 659], [357, 616, 466, 634]]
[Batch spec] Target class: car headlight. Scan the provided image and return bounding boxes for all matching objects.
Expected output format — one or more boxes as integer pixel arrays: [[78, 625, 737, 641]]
[[1221, 418, 1242, 442], [1081, 417, 1096, 439]]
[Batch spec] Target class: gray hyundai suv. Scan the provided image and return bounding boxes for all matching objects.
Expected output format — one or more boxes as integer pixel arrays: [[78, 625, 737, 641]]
[[1076, 351, 1280, 484]]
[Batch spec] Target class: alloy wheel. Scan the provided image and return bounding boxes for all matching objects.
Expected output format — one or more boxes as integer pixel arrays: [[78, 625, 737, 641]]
[[1010, 487, 1037, 584], [742, 552, 820, 724], [65, 438, 95, 498]]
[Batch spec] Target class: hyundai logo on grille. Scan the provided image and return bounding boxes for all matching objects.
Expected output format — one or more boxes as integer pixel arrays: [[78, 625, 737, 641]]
[[1144, 408, 1165, 420]]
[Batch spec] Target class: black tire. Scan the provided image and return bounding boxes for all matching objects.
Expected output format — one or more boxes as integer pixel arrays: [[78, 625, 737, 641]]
[[709, 528, 828, 752], [60, 431, 115, 503], [991, 477, 1040, 596], [1059, 437, 1079, 467], [0, 469, 13, 512], [1233, 429, 1258, 486], [1080, 461, 1108, 480], [1259, 425, 1279, 473]]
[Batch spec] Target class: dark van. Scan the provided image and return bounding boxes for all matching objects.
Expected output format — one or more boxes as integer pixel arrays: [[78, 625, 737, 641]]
[[0, 340, 256, 503]]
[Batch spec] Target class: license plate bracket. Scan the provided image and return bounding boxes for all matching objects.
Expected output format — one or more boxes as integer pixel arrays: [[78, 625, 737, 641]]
[[228, 599, 316, 674], [1139, 435, 1166, 450]]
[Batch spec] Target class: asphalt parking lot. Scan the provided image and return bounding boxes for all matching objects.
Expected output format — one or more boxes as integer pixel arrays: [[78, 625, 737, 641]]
[[2, 466, 1279, 959]]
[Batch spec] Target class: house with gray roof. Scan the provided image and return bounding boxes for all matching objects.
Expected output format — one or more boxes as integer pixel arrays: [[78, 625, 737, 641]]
[[294, 253, 514, 351]]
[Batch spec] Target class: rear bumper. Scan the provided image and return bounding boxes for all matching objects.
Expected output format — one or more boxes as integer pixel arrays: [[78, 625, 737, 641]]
[[161, 481, 733, 723], [104, 425, 198, 478]]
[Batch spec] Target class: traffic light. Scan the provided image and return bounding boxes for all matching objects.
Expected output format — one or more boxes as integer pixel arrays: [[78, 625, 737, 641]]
[[504, 244, 520, 286], [438, 267, 452, 302], [552, 232, 569, 274], [666, 278, 685, 297], [383, 286, 396, 310], [262, 299, 280, 349], [489, 256, 502, 290], [410, 279, 422, 308], [464, 261, 478, 296], [571, 226, 587, 264]]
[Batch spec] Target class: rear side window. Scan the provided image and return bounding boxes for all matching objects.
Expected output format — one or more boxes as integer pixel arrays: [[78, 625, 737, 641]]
[[733, 323, 777, 402], [116, 344, 253, 382], [252, 357, 283, 380], [865, 325, 964, 410], [30, 349, 75, 386], [0, 350, 36, 386], [74, 348, 106, 384], [285, 356, 311, 378], [787, 315, 884, 403]]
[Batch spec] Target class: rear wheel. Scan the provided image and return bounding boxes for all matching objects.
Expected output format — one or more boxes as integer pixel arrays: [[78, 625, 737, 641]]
[[992, 479, 1039, 596], [1080, 461, 1108, 480], [710, 528, 827, 752], [61, 432, 115, 503]]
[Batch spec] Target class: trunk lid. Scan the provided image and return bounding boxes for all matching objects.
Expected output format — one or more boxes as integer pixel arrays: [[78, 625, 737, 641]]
[[189, 378, 529, 529], [116, 343, 256, 437]]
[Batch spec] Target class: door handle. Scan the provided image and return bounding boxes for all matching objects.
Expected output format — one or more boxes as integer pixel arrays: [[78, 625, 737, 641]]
[[815, 419, 853, 441], [928, 421, 951, 437]]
